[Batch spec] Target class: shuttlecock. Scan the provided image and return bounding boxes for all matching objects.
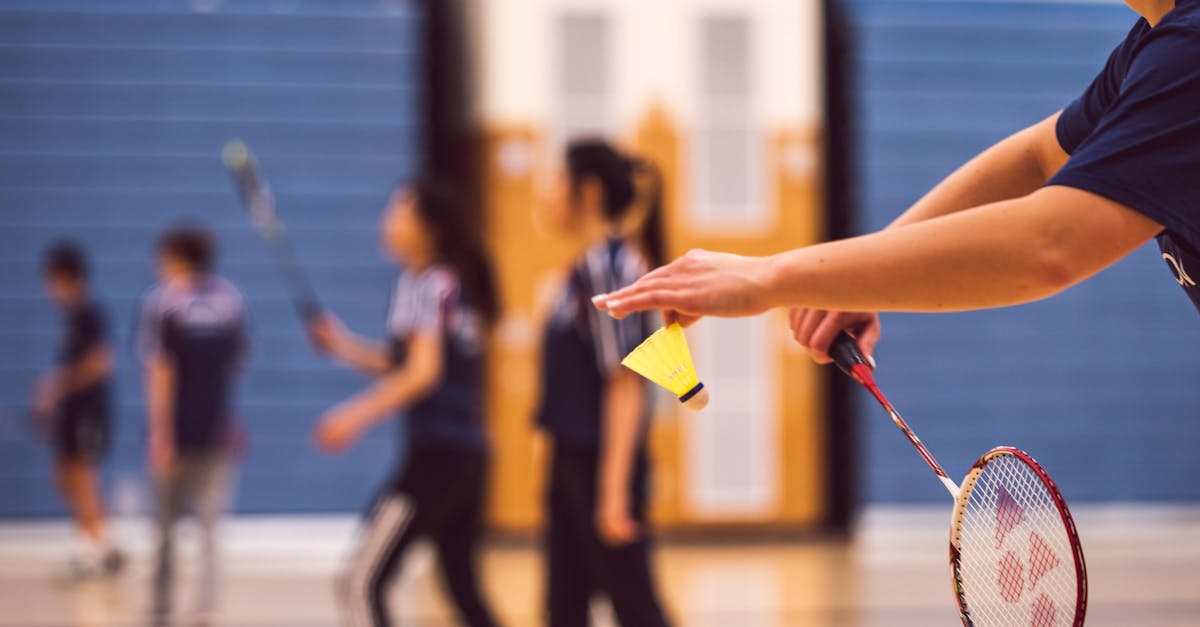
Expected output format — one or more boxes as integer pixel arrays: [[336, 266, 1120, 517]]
[[621, 323, 709, 411]]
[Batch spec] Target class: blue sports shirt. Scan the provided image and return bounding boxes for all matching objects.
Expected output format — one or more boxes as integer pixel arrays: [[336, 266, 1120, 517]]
[[1050, 0, 1200, 313]]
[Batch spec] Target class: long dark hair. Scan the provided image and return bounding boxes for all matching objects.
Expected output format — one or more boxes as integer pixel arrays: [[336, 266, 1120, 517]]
[[566, 139, 666, 267], [407, 177, 500, 327]]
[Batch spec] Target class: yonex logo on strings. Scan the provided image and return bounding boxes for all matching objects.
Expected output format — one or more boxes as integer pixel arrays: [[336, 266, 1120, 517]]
[[994, 486, 1063, 627], [1163, 252, 1197, 287]]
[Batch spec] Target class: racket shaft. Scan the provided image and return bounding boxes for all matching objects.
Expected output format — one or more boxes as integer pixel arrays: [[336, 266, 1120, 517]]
[[264, 231, 320, 322], [830, 332, 959, 498]]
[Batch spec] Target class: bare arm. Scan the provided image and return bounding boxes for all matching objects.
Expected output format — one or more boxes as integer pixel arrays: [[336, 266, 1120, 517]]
[[59, 344, 113, 395], [146, 353, 176, 474], [328, 331, 391, 375], [309, 314, 390, 375], [889, 111, 1068, 228], [785, 112, 1070, 360], [597, 370, 645, 545], [598, 186, 1162, 315], [315, 331, 442, 451]]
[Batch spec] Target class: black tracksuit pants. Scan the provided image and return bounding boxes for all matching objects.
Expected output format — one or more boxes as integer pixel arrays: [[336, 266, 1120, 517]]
[[545, 439, 671, 627], [337, 444, 498, 627]]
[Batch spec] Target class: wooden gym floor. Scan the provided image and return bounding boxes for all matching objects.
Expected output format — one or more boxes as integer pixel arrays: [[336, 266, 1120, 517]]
[[0, 505, 1197, 626]]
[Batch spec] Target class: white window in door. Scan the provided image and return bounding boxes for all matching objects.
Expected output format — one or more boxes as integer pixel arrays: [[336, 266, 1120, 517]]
[[693, 14, 765, 230], [686, 317, 776, 516], [557, 12, 611, 148]]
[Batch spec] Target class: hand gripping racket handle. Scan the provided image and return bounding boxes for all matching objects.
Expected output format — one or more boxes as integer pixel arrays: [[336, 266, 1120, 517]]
[[830, 331, 872, 378], [829, 331, 960, 498]]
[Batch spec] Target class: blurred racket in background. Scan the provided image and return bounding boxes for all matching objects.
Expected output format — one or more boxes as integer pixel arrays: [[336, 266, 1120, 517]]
[[830, 332, 1087, 627], [222, 139, 322, 323]]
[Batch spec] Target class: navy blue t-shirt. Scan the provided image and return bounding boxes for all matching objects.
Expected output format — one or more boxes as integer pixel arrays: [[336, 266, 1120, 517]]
[[387, 265, 488, 451], [537, 239, 654, 445], [137, 276, 248, 453], [57, 301, 111, 419], [1049, 0, 1200, 313]]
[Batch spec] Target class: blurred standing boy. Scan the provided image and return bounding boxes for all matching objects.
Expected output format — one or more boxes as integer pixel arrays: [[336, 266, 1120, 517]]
[[34, 240, 124, 580], [136, 225, 248, 622]]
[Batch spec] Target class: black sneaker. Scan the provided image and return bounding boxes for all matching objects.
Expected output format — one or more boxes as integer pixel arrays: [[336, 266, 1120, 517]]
[[101, 548, 127, 576]]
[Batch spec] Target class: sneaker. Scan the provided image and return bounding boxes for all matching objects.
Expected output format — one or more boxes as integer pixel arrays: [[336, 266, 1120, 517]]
[[100, 548, 127, 577]]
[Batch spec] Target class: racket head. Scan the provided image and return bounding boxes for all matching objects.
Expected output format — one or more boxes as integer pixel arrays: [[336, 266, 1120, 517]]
[[950, 447, 1087, 627], [221, 139, 279, 236]]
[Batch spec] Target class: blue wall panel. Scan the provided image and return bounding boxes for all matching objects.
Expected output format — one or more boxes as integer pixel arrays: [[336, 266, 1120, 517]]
[[847, 1, 1200, 503], [0, 0, 421, 515]]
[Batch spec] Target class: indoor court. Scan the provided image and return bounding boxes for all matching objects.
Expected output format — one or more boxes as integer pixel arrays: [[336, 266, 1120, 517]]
[[3, 1, 1200, 626], [2, 507, 1199, 626]]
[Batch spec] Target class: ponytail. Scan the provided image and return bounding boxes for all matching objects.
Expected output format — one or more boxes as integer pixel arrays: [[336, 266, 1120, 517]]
[[629, 159, 666, 267], [566, 139, 667, 267]]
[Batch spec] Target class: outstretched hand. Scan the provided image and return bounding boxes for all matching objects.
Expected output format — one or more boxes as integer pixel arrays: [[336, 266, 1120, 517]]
[[591, 249, 775, 326]]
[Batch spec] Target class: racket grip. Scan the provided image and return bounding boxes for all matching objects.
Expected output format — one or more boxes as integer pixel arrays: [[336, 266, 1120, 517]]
[[830, 331, 871, 377]]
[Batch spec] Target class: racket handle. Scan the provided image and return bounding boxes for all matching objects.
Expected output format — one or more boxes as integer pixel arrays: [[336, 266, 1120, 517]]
[[830, 331, 871, 377]]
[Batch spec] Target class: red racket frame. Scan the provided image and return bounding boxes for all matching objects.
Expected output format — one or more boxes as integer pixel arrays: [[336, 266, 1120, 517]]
[[830, 333, 1087, 627], [950, 447, 1088, 627]]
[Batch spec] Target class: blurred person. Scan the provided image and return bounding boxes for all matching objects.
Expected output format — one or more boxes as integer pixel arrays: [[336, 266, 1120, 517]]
[[33, 240, 125, 581], [534, 139, 672, 627], [136, 225, 248, 623], [596, 2, 1200, 360], [308, 177, 501, 627]]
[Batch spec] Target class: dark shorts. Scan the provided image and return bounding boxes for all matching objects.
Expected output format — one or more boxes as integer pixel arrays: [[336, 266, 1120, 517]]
[[53, 405, 110, 464]]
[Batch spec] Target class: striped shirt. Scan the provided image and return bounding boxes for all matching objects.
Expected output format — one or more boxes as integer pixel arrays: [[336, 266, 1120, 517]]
[[387, 264, 487, 451], [537, 238, 654, 444]]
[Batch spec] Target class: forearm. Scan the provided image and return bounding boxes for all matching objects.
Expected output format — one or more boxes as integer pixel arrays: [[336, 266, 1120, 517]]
[[334, 367, 436, 432], [60, 346, 112, 394], [761, 187, 1158, 312], [889, 113, 1066, 229], [600, 372, 644, 498], [145, 358, 174, 445], [332, 332, 390, 374]]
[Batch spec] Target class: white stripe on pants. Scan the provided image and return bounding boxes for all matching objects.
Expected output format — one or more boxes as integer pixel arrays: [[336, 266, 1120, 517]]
[[338, 495, 415, 627]]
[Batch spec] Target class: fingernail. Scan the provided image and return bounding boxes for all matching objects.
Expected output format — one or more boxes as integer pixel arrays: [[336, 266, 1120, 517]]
[[606, 298, 621, 310], [867, 354, 877, 369], [591, 294, 608, 306]]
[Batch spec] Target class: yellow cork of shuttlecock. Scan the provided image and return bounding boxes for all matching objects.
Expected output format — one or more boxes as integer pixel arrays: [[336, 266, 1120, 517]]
[[621, 323, 709, 411]]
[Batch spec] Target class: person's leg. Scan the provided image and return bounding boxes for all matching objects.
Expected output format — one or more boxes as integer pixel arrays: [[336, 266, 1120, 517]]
[[336, 490, 425, 627], [153, 461, 186, 618], [545, 443, 599, 627], [53, 411, 116, 575], [430, 453, 499, 627], [600, 540, 671, 627], [598, 453, 671, 627], [194, 453, 234, 615], [62, 461, 106, 543]]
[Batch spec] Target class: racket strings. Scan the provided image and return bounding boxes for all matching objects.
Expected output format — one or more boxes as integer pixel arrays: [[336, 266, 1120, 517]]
[[956, 455, 1078, 627]]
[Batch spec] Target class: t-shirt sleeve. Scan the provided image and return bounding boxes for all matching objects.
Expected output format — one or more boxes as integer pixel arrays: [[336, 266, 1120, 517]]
[[1056, 34, 1131, 155], [1048, 27, 1200, 247], [411, 269, 456, 336]]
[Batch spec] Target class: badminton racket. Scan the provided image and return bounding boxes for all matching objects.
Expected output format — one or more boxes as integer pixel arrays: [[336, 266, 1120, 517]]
[[221, 139, 322, 323], [830, 332, 1087, 627]]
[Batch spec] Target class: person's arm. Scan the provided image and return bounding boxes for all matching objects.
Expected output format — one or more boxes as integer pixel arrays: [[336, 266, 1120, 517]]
[[597, 185, 1162, 316], [314, 331, 442, 452], [596, 370, 644, 546], [889, 112, 1068, 229], [786, 112, 1070, 361], [145, 353, 176, 476], [308, 313, 390, 375], [59, 344, 113, 395]]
